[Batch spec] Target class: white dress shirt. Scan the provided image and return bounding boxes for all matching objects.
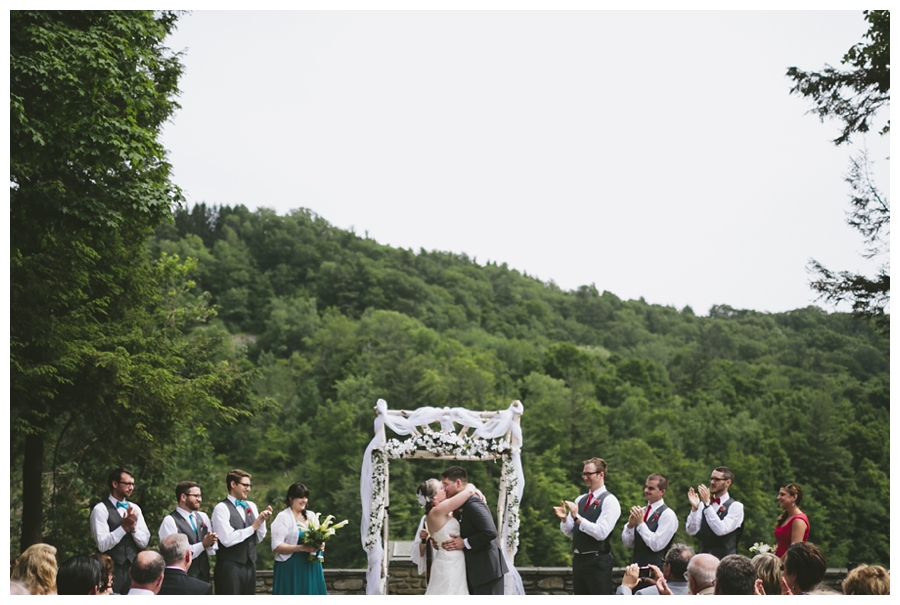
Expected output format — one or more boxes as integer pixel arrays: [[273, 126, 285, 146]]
[[621, 498, 679, 552], [559, 486, 621, 543], [270, 508, 319, 563], [211, 495, 267, 547], [126, 587, 156, 596], [158, 507, 217, 561], [685, 492, 744, 536], [90, 495, 151, 553]]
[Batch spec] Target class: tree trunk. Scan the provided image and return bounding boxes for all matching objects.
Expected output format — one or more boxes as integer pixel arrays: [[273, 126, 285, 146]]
[[20, 431, 44, 552]]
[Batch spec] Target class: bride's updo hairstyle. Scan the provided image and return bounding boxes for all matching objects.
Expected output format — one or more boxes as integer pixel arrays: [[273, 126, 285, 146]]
[[416, 479, 441, 513]]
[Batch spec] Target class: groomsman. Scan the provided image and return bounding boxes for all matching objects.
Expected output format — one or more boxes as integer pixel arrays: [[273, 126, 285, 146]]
[[211, 469, 272, 595], [158, 481, 218, 582], [686, 466, 744, 558], [621, 474, 678, 574], [553, 457, 621, 594], [89, 467, 150, 594]]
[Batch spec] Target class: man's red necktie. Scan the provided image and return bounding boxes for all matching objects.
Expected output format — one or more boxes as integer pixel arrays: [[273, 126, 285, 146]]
[[644, 504, 651, 522], [586, 493, 594, 508]]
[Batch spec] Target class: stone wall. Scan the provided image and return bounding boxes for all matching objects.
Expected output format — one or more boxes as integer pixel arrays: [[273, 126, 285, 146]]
[[253, 564, 850, 595]]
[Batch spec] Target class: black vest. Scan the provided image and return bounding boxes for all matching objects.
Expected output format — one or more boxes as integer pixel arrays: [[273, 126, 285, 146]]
[[698, 498, 742, 559], [168, 510, 211, 580], [632, 503, 674, 568], [215, 499, 258, 564], [101, 499, 141, 565], [572, 490, 612, 554]]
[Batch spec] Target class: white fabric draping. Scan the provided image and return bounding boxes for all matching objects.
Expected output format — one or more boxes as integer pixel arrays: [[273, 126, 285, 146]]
[[360, 399, 525, 595]]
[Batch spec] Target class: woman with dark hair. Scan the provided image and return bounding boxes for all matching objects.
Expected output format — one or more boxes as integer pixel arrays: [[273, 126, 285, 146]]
[[270, 482, 327, 595], [774, 483, 809, 558], [90, 552, 117, 595], [781, 541, 826, 594]]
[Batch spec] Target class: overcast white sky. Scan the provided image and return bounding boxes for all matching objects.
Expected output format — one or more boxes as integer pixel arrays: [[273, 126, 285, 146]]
[[159, 7, 890, 316]]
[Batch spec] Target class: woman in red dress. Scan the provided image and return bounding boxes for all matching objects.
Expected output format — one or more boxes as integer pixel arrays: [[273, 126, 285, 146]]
[[774, 483, 809, 559]]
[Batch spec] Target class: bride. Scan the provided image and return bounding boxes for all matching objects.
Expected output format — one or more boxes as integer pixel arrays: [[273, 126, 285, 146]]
[[415, 478, 478, 595]]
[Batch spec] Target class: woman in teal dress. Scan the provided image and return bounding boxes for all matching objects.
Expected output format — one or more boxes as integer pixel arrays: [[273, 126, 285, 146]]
[[271, 483, 327, 595]]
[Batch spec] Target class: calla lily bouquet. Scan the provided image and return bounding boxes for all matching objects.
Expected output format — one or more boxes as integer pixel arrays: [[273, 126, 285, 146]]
[[749, 542, 774, 555], [303, 513, 349, 562]]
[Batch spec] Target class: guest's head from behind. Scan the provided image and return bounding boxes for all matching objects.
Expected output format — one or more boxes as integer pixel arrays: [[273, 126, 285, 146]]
[[842, 564, 890, 595], [129, 550, 165, 594], [416, 478, 442, 513], [686, 553, 719, 595], [160, 533, 192, 570], [11, 542, 58, 595], [714, 554, 755, 595], [663, 543, 694, 582], [783, 541, 826, 594], [751, 552, 782, 596], [90, 552, 116, 595], [286, 482, 311, 519], [56, 555, 102, 595]]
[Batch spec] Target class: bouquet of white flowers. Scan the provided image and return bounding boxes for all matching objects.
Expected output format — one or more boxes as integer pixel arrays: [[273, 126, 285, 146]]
[[749, 542, 774, 555], [303, 513, 349, 562]]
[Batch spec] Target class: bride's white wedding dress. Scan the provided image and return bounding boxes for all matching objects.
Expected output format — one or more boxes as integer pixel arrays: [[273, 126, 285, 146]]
[[425, 516, 469, 595]]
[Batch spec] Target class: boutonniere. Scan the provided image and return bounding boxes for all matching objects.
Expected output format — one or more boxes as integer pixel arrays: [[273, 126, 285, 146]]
[[718, 506, 726, 515], [651, 513, 660, 522]]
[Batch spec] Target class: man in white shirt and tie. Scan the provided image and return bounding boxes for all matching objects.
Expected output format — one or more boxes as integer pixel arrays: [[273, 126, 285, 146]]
[[158, 481, 218, 582], [90, 467, 151, 594], [211, 469, 272, 595], [685, 466, 744, 558], [553, 457, 621, 594], [621, 473, 679, 591]]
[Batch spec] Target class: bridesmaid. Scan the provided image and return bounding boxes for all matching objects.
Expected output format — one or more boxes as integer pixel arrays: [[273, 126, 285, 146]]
[[271, 483, 327, 595], [774, 483, 810, 559]]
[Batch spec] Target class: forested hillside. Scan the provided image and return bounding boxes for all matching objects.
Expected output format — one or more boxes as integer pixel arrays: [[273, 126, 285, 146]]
[[140, 203, 888, 570]]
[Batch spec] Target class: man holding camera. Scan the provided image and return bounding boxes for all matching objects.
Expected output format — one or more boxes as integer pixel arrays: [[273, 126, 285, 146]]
[[617, 543, 694, 595]]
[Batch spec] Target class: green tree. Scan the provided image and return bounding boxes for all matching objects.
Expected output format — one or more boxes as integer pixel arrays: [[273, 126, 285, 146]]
[[787, 10, 890, 331], [10, 11, 263, 554]]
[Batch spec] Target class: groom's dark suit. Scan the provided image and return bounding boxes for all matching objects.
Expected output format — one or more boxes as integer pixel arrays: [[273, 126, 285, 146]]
[[458, 494, 508, 595]]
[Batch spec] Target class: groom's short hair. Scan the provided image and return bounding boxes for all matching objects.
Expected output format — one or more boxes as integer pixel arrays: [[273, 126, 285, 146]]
[[442, 466, 468, 483]]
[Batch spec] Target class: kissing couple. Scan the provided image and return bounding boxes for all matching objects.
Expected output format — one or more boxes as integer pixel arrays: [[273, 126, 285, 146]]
[[414, 466, 508, 595]]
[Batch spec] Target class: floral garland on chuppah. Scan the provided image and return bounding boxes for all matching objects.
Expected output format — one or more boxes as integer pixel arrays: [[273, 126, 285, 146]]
[[359, 399, 525, 595]]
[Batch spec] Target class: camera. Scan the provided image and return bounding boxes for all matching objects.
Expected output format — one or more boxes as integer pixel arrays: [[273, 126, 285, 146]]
[[638, 566, 653, 579]]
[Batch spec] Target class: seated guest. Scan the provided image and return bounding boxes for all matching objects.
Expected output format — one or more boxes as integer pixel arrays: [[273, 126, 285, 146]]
[[56, 555, 102, 595], [126, 550, 165, 596], [842, 564, 890, 595], [617, 543, 694, 595], [714, 554, 755, 595], [782, 542, 826, 594], [686, 553, 718, 595], [158, 534, 213, 595], [751, 552, 782, 596], [90, 552, 117, 595], [11, 542, 58, 595]]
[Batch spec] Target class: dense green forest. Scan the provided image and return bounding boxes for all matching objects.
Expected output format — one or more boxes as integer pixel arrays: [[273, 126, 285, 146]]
[[144, 203, 887, 570], [10, 9, 889, 577]]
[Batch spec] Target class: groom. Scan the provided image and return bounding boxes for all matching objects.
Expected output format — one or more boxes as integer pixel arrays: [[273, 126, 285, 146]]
[[440, 466, 508, 595]]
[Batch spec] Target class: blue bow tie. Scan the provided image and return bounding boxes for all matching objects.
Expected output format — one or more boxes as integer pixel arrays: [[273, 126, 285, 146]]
[[235, 500, 248, 509], [116, 501, 130, 510]]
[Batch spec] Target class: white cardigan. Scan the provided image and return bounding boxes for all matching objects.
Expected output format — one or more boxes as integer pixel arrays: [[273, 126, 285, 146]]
[[270, 507, 319, 563]]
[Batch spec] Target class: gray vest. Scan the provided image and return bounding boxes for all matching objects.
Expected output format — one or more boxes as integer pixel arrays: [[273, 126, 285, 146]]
[[632, 503, 673, 568], [101, 499, 140, 565], [168, 510, 211, 580], [699, 498, 742, 559], [572, 490, 612, 554], [215, 499, 258, 564]]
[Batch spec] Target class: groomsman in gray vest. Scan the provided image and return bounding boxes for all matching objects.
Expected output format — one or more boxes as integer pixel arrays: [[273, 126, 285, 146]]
[[553, 457, 621, 594], [621, 473, 678, 590], [158, 481, 218, 582], [90, 467, 150, 594], [211, 469, 272, 595], [685, 466, 744, 559]]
